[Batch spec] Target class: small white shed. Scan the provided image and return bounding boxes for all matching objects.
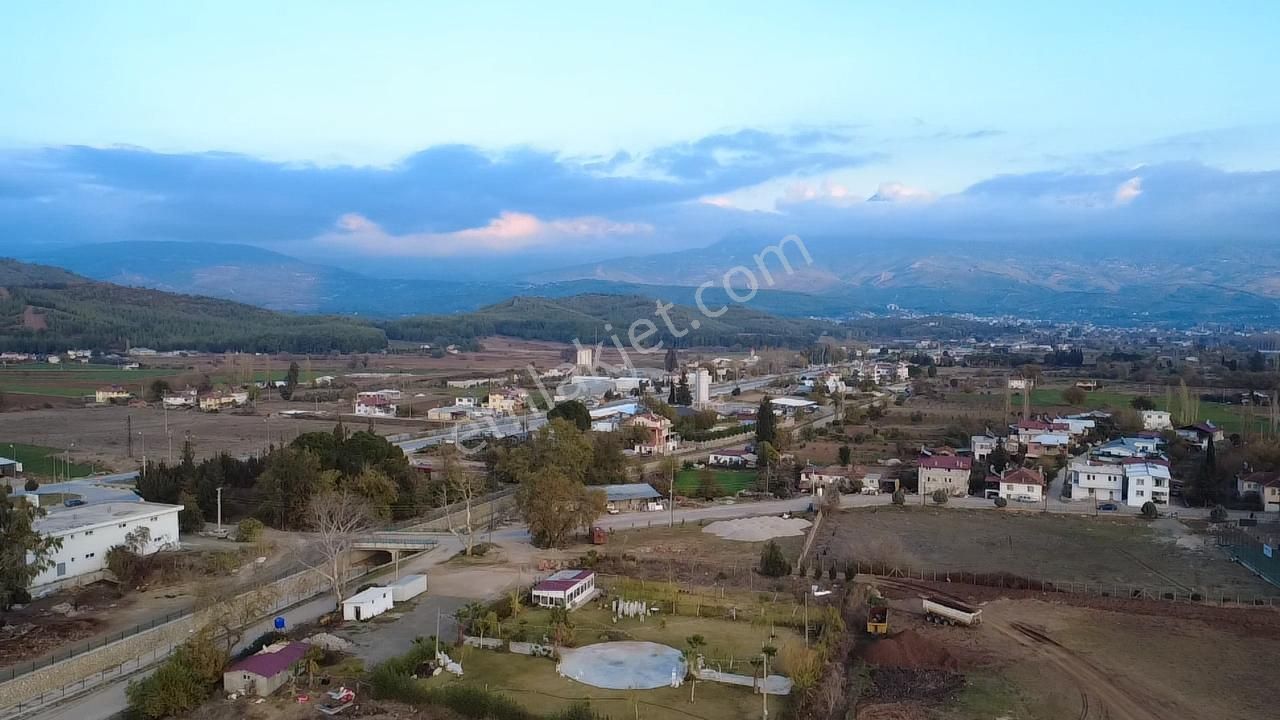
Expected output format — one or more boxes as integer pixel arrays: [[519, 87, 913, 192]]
[[388, 574, 427, 602], [342, 586, 393, 622]]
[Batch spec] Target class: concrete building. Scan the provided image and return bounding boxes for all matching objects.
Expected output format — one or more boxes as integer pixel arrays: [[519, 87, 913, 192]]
[[918, 455, 972, 497], [31, 501, 183, 595], [799, 465, 849, 493], [1176, 421, 1224, 448], [1068, 458, 1125, 503], [626, 413, 676, 455], [1141, 410, 1173, 431], [603, 483, 664, 512], [388, 574, 428, 602], [769, 397, 817, 417], [708, 449, 756, 468], [1122, 460, 1172, 507], [198, 391, 249, 412], [0, 455, 22, 478], [997, 467, 1045, 503], [95, 385, 132, 404], [971, 435, 998, 462], [342, 586, 393, 621], [575, 346, 594, 370], [532, 569, 597, 610], [223, 641, 311, 697], [1237, 471, 1280, 512]]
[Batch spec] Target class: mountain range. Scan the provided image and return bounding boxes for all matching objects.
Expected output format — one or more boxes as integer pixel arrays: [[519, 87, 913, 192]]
[[17, 238, 1280, 326]]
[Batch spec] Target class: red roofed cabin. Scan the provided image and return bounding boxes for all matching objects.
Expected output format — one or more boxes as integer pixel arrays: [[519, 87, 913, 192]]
[[223, 641, 310, 697], [918, 454, 973, 498], [532, 569, 597, 610]]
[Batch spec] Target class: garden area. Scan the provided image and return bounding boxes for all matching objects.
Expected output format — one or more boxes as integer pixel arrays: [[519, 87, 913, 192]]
[[674, 468, 756, 498]]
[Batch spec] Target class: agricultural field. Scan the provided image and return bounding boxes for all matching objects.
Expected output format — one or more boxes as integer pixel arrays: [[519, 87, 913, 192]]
[[0, 364, 177, 402], [674, 468, 757, 496], [0, 442, 95, 478], [602, 523, 807, 581], [814, 506, 1276, 599]]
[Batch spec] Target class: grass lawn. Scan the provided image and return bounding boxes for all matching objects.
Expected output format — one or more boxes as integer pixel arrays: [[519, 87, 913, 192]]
[[425, 649, 783, 720], [0, 365, 175, 398], [0, 383, 89, 398], [0, 442, 95, 478], [424, 605, 802, 720], [675, 469, 756, 497]]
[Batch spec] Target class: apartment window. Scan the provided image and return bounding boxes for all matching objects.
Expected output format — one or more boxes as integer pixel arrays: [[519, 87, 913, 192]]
[[1136, 490, 1145, 497], [85, 530, 93, 535], [85, 552, 95, 558], [1137, 479, 1144, 486]]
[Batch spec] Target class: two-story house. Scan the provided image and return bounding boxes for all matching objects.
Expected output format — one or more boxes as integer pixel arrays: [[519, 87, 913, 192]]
[[918, 454, 972, 498]]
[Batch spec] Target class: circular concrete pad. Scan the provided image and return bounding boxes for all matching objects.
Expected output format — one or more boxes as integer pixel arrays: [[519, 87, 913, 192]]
[[558, 641, 686, 690]]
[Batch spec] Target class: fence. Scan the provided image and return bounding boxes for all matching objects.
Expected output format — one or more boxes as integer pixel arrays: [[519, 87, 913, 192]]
[[0, 558, 319, 684], [1217, 523, 1280, 589], [0, 560, 387, 719]]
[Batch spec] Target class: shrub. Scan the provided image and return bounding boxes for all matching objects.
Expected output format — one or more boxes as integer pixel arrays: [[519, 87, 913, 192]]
[[891, 489, 906, 506], [758, 540, 791, 577], [1209, 505, 1229, 522], [827, 563, 837, 581], [23, 478, 39, 492], [843, 560, 856, 581], [931, 489, 949, 505], [812, 563, 822, 580], [236, 517, 264, 543], [126, 632, 227, 719], [994, 497, 1008, 508], [1140, 501, 1158, 519]]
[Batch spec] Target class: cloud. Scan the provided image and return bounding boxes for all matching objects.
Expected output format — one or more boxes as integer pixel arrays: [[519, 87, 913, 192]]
[[867, 181, 935, 203], [319, 210, 651, 256], [0, 129, 876, 253], [1113, 176, 1143, 205]]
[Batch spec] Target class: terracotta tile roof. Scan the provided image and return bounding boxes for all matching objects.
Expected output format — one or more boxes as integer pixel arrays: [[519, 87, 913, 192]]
[[919, 455, 972, 471], [1001, 468, 1045, 486]]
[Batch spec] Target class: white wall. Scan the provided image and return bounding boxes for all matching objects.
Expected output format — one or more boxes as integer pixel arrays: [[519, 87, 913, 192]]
[[32, 507, 181, 588]]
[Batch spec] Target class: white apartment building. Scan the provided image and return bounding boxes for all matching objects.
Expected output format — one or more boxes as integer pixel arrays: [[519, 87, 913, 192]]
[[30, 501, 183, 595], [971, 435, 997, 462], [1068, 458, 1125, 503], [1123, 461, 1172, 507], [692, 368, 712, 408], [1141, 410, 1173, 431]]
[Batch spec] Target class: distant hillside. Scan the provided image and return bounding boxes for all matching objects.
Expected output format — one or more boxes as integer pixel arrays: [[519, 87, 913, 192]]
[[384, 293, 841, 349], [26, 241, 518, 316], [0, 259, 386, 353]]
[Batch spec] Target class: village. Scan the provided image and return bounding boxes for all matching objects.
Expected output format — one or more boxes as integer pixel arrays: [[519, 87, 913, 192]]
[[3, 331, 1280, 720]]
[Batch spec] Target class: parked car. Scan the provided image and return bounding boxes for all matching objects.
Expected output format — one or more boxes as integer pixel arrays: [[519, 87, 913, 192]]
[[1098, 503, 1118, 511]]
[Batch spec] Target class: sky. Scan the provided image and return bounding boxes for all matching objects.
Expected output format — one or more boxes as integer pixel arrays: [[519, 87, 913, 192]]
[[2, 1, 1279, 273]]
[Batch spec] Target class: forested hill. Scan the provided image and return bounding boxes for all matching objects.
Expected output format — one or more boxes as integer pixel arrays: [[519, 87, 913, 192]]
[[0, 259, 387, 353], [384, 294, 842, 349]]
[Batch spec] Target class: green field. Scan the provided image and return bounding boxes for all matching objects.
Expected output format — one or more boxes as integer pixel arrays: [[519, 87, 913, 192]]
[[675, 468, 757, 497], [0, 364, 175, 398], [1015, 388, 1265, 435], [0, 442, 95, 478]]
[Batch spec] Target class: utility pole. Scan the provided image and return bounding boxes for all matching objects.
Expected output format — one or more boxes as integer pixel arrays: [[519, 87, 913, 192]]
[[761, 651, 769, 720], [126, 415, 133, 458], [669, 456, 676, 528], [216, 487, 223, 531]]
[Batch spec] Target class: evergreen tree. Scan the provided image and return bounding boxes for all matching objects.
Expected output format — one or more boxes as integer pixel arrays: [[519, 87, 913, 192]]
[[756, 395, 777, 445], [664, 347, 679, 373], [667, 383, 677, 404], [676, 372, 693, 406], [280, 361, 300, 401]]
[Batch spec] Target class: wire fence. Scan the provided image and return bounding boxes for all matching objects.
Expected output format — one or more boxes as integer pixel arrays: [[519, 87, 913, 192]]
[[1217, 523, 1280, 590]]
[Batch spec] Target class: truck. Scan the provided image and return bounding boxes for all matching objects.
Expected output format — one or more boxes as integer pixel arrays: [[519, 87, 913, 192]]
[[866, 604, 890, 636], [922, 596, 982, 627]]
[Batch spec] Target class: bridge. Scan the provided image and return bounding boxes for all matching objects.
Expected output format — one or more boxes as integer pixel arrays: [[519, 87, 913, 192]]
[[352, 532, 442, 561]]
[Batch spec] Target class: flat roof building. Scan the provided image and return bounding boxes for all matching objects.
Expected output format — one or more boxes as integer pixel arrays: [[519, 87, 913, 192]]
[[31, 501, 182, 595], [532, 569, 597, 611]]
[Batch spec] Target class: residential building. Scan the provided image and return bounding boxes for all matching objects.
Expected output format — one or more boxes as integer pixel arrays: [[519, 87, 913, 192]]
[[31, 501, 183, 595], [1237, 471, 1280, 512], [95, 385, 132, 404], [1141, 410, 1173, 431], [626, 413, 676, 455], [873, 362, 909, 384], [971, 435, 998, 462], [1176, 421, 1224, 448], [223, 641, 311, 697], [199, 391, 249, 412], [918, 455, 972, 497], [162, 389, 198, 409], [1094, 437, 1161, 460], [1068, 458, 1125, 503], [0, 456, 21, 478], [1024, 433, 1071, 459], [998, 467, 1045, 503], [800, 465, 849, 493], [1008, 377, 1033, 391], [355, 390, 400, 417], [708, 449, 756, 468], [603, 483, 664, 512], [1122, 460, 1172, 507], [532, 569, 597, 610]]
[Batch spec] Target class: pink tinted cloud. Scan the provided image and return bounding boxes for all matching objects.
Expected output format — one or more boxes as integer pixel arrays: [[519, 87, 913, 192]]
[[319, 211, 651, 256]]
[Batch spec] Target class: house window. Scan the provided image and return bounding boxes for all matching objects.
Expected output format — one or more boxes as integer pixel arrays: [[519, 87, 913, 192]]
[[1137, 479, 1144, 486], [119, 523, 127, 528], [56, 563, 66, 577], [86, 552, 95, 558], [85, 530, 93, 535], [1136, 490, 1145, 497], [150, 516, 158, 521]]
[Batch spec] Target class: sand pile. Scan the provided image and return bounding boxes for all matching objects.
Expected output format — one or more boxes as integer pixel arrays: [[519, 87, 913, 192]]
[[702, 515, 811, 542], [862, 630, 960, 671]]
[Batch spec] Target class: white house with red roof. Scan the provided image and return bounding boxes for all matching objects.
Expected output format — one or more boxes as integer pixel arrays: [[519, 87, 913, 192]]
[[532, 569, 597, 610], [918, 454, 972, 497], [626, 413, 676, 455], [1236, 471, 1280, 512], [997, 467, 1045, 503]]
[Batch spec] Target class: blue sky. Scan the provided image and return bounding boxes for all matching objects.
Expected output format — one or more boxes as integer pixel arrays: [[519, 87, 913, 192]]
[[2, 1, 1278, 269]]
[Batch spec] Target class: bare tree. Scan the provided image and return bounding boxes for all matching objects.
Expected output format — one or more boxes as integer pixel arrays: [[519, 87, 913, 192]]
[[297, 490, 373, 610], [439, 447, 485, 556]]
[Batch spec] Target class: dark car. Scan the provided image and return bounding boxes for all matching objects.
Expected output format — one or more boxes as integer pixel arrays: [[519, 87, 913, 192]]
[[63, 498, 86, 507], [1098, 502, 1118, 511]]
